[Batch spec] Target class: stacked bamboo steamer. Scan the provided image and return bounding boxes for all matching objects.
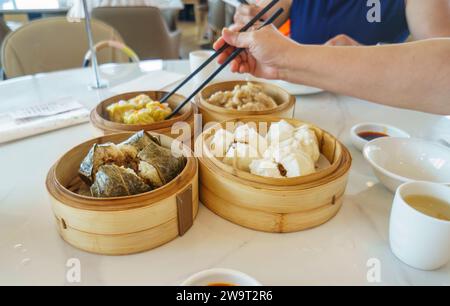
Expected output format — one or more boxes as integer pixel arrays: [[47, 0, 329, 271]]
[[195, 81, 296, 126], [195, 117, 352, 233], [90, 91, 197, 147], [46, 132, 198, 255]]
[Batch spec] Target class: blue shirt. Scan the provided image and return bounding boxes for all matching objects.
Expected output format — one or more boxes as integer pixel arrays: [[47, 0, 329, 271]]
[[290, 0, 410, 45]]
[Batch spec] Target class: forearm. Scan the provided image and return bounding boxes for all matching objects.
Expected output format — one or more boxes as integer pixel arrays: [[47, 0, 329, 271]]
[[407, 0, 450, 40], [279, 39, 450, 115]]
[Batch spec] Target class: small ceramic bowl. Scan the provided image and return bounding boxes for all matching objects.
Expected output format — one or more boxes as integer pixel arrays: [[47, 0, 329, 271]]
[[181, 268, 261, 286], [350, 122, 410, 152], [363, 137, 450, 193]]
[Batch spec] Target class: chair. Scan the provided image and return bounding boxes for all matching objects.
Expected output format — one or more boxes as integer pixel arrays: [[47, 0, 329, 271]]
[[0, 19, 11, 69], [92, 6, 181, 60], [208, 0, 226, 42], [1, 17, 127, 79]]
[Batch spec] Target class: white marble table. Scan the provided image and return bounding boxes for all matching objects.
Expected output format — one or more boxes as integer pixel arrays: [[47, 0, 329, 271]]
[[0, 60, 449, 286]]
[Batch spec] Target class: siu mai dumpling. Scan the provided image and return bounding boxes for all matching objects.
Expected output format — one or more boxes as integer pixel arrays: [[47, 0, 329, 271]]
[[106, 100, 136, 123], [90, 165, 151, 198], [79, 142, 125, 184], [223, 142, 260, 171]]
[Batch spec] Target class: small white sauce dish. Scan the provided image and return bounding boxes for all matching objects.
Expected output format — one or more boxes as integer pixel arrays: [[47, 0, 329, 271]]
[[350, 122, 410, 152], [180, 268, 261, 286], [363, 137, 450, 193]]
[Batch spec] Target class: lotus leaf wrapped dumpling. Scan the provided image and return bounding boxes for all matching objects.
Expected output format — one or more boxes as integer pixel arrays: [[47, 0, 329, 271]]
[[78, 131, 186, 198], [119, 131, 158, 153], [137, 139, 186, 185], [138, 160, 165, 188], [90, 165, 151, 198], [79, 143, 125, 184]]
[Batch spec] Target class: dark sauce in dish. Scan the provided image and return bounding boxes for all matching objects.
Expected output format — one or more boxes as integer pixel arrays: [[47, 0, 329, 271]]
[[358, 131, 389, 141]]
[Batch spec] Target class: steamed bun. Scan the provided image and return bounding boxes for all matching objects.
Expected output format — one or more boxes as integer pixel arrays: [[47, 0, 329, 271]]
[[223, 142, 261, 171]]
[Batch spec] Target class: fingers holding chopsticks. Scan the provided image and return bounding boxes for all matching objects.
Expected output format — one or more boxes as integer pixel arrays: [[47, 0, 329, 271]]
[[214, 28, 253, 73], [169, 8, 283, 120], [214, 22, 292, 79]]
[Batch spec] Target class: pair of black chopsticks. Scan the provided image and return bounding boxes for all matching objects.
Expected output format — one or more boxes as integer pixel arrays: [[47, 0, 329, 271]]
[[164, 0, 282, 119]]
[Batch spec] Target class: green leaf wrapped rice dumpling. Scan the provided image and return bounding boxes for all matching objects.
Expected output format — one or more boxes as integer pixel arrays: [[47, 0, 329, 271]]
[[90, 164, 151, 197], [137, 139, 186, 186], [79, 143, 125, 184], [78, 131, 186, 198], [119, 130, 160, 152]]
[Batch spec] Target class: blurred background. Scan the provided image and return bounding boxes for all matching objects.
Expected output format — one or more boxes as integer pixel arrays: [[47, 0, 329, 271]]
[[0, 0, 245, 79]]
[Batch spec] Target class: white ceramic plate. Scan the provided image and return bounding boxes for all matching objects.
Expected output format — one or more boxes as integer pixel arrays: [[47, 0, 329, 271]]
[[272, 80, 324, 96], [363, 137, 450, 193]]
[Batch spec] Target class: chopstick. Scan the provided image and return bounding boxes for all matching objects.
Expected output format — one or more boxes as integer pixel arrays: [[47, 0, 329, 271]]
[[160, 0, 280, 104], [166, 8, 284, 120]]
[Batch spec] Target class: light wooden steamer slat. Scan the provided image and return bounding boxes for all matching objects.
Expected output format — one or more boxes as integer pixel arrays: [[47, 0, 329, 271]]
[[46, 132, 198, 255], [195, 117, 352, 233], [90, 91, 197, 147], [195, 81, 296, 126]]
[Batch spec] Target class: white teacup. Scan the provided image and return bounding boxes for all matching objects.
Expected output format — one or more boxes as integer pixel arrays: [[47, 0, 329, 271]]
[[181, 268, 261, 286], [189, 50, 218, 87], [389, 182, 450, 270]]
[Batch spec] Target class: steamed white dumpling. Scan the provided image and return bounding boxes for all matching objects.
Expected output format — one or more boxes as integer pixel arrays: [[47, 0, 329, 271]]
[[234, 124, 268, 155], [249, 159, 283, 178], [279, 151, 315, 177], [266, 120, 295, 145], [294, 125, 320, 162], [210, 128, 234, 157], [264, 138, 300, 162], [223, 142, 261, 171], [234, 124, 254, 143]]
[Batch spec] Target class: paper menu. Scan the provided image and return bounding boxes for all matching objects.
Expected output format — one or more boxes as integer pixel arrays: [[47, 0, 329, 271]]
[[0, 98, 90, 144], [8, 98, 85, 120]]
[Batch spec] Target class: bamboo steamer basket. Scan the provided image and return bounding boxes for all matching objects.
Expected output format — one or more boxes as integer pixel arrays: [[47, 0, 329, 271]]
[[46, 132, 198, 255], [90, 91, 197, 148], [196, 117, 352, 233], [195, 81, 295, 127]]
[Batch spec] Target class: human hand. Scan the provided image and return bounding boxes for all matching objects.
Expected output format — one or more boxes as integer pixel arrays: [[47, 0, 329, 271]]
[[213, 25, 295, 79]]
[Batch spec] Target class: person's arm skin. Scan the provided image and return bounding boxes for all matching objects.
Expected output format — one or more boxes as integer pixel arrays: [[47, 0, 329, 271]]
[[214, 27, 450, 115], [233, 0, 292, 28], [406, 0, 450, 40]]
